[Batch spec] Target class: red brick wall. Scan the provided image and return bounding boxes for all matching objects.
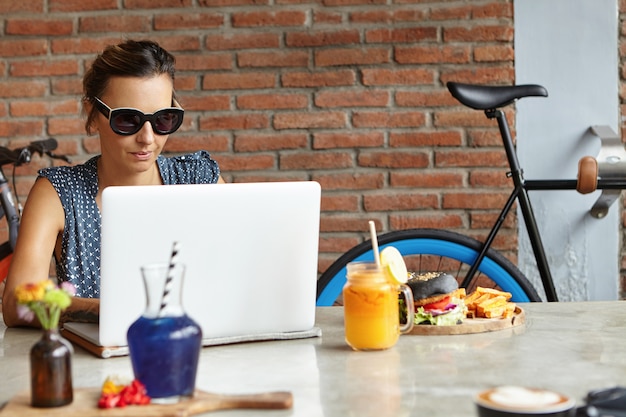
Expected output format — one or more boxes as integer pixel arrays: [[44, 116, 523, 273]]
[[1, 1, 623, 297]]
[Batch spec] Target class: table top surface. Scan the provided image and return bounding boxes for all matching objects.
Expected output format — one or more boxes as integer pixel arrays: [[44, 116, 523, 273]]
[[1, 301, 625, 416]]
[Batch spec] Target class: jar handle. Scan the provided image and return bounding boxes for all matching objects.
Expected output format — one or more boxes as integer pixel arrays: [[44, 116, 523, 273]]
[[398, 284, 414, 334]]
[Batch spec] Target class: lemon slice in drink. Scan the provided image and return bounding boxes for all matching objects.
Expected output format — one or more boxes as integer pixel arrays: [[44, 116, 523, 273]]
[[380, 246, 408, 284]]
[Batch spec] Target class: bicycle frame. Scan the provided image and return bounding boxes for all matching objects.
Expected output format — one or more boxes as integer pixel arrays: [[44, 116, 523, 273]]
[[462, 109, 626, 302], [0, 166, 19, 251]]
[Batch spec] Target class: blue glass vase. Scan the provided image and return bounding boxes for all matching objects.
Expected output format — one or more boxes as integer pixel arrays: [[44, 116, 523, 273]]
[[127, 263, 202, 404]]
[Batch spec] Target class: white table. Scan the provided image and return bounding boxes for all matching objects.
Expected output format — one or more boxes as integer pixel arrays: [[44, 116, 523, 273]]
[[1, 302, 625, 416]]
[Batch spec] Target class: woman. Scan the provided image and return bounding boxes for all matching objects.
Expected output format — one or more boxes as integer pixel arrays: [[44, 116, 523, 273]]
[[2, 40, 224, 327]]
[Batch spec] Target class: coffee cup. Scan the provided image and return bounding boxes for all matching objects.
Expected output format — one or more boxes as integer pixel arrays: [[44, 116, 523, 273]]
[[475, 386, 575, 417]]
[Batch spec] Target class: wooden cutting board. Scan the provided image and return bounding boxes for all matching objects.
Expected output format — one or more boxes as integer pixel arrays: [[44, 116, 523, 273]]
[[0, 388, 293, 417], [407, 307, 525, 335]]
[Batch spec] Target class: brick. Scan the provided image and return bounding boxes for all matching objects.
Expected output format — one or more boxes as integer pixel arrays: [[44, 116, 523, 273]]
[[154, 12, 224, 30], [238, 51, 309, 68], [48, 117, 84, 136], [429, 4, 472, 20], [320, 216, 379, 233], [51, 37, 120, 54], [474, 45, 514, 62], [175, 54, 233, 71], [231, 10, 306, 27], [443, 192, 509, 209], [390, 131, 463, 147], [315, 47, 390, 67], [396, 90, 457, 107], [395, 45, 471, 64], [0, 39, 47, 57], [6, 18, 73, 35], [124, 0, 193, 8], [324, 0, 386, 5], [234, 133, 308, 152], [364, 193, 439, 211], [472, 3, 513, 19], [205, 33, 279, 50], [469, 170, 513, 188], [236, 93, 308, 110], [280, 152, 353, 170], [318, 236, 362, 254], [315, 90, 389, 108], [313, 132, 384, 149], [0, 120, 44, 138], [274, 111, 346, 129], [202, 73, 275, 90], [10, 59, 79, 77], [361, 68, 434, 86], [358, 151, 430, 169], [0, 81, 47, 98], [164, 134, 230, 153], [174, 76, 199, 92], [389, 214, 464, 230], [79, 15, 152, 33], [435, 150, 507, 168], [313, 10, 343, 24], [434, 110, 495, 128], [444, 25, 514, 42], [228, 174, 309, 185], [212, 154, 275, 171], [441, 67, 515, 85], [51, 78, 83, 95], [0, 1, 43, 13], [199, 114, 269, 130], [471, 212, 516, 230], [352, 111, 426, 128], [281, 70, 356, 88], [286, 30, 360, 47], [10, 99, 78, 117], [199, 0, 270, 5], [390, 172, 464, 188], [180, 95, 230, 111], [313, 173, 385, 190], [320, 194, 360, 212], [365, 27, 437, 43], [49, 0, 117, 12]]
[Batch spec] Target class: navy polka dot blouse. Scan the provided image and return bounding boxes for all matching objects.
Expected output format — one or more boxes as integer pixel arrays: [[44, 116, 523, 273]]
[[38, 151, 221, 298]]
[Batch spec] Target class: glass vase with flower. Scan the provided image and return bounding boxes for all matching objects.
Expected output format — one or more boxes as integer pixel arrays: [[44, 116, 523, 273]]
[[15, 279, 76, 407]]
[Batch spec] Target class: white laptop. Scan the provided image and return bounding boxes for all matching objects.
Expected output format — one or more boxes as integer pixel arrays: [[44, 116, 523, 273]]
[[62, 181, 321, 358]]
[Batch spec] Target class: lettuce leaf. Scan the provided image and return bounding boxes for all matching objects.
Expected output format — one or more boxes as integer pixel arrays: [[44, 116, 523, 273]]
[[414, 302, 466, 326]]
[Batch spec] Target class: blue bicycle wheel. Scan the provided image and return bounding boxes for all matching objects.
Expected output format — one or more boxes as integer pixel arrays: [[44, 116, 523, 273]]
[[317, 228, 541, 306]]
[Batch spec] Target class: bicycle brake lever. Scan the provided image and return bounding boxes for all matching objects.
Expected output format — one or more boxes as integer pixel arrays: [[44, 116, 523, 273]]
[[46, 152, 71, 163]]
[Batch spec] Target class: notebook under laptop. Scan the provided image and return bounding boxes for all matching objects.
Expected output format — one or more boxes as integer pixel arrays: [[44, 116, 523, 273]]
[[62, 181, 321, 358]]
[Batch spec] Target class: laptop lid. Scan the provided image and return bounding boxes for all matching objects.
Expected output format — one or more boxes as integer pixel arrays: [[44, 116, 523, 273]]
[[97, 181, 321, 347]]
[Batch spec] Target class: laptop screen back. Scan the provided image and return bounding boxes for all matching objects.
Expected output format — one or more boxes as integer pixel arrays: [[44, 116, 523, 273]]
[[99, 181, 321, 347]]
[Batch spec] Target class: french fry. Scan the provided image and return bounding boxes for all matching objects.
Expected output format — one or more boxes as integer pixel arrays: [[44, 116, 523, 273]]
[[464, 287, 516, 319]]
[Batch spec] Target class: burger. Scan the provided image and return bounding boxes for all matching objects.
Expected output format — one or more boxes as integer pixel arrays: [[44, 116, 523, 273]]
[[406, 272, 467, 325]]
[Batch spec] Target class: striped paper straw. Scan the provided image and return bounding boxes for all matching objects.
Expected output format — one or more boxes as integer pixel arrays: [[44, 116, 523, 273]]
[[159, 241, 181, 316]]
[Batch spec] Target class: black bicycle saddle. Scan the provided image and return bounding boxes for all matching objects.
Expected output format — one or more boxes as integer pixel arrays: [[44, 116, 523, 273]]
[[447, 81, 548, 110]]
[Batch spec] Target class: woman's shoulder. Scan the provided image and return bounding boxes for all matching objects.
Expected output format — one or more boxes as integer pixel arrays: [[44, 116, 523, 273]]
[[38, 156, 99, 191], [158, 151, 220, 184], [38, 156, 98, 180]]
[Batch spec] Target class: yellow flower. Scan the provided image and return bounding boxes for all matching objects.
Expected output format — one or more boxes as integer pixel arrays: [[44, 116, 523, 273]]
[[14, 282, 46, 303], [14, 279, 75, 330]]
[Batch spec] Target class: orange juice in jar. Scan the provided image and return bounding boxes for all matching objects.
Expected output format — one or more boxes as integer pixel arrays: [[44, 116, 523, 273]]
[[343, 262, 413, 351]]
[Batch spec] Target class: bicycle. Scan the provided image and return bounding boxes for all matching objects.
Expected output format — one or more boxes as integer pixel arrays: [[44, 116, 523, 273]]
[[0, 139, 70, 289], [316, 82, 626, 306]]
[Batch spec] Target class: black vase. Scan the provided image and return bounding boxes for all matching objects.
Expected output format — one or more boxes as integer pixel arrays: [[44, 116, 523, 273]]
[[30, 328, 73, 407]]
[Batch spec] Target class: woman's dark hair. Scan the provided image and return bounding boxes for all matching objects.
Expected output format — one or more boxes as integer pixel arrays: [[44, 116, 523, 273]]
[[83, 40, 177, 135]]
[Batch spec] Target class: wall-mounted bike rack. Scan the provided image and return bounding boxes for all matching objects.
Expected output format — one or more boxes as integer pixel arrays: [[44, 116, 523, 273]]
[[588, 125, 625, 219]]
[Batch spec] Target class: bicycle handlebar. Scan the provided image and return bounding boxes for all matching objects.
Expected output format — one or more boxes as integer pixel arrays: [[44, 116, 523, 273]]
[[0, 138, 71, 167]]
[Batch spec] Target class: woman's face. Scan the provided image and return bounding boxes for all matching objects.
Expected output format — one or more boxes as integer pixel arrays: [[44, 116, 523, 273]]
[[92, 74, 176, 175]]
